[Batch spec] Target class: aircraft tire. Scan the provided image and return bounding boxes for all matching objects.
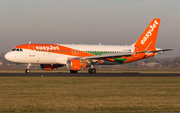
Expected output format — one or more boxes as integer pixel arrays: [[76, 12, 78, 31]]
[[88, 68, 96, 74], [91, 68, 96, 74], [25, 69, 30, 73], [88, 68, 92, 74]]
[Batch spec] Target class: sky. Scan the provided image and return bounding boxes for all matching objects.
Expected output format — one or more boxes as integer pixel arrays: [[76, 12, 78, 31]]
[[0, 0, 180, 58]]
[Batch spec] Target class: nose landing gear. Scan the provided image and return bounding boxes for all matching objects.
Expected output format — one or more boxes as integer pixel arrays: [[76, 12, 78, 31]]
[[25, 63, 31, 73], [25, 69, 30, 73]]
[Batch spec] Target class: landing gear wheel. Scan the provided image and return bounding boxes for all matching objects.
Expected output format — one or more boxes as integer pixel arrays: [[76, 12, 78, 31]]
[[88, 68, 96, 74], [91, 68, 96, 74], [70, 70, 78, 73], [88, 68, 92, 74], [25, 69, 30, 73], [25, 63, 31, 73]]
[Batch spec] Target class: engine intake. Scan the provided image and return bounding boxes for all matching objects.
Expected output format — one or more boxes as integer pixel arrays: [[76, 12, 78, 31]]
[[67, 59, 86, 71]]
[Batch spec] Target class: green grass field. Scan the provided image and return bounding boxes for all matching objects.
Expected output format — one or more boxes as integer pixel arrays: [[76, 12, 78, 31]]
[[1, 76, 180, 113]]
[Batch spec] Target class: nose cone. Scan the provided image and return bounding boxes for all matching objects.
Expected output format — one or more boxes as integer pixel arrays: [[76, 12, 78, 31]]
[[5, 52, 11, 61], [5, 52, 14, 62]]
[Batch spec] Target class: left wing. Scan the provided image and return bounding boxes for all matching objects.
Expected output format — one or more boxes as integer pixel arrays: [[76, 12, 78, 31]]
[[69, 49, 174, 60], [78, 52, 132, 60]]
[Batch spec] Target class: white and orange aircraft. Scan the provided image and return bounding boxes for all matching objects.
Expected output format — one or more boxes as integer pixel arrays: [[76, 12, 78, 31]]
[[5, 18, 173, 74]]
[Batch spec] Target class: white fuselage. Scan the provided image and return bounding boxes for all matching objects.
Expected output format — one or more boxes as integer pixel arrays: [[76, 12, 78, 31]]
[[5, 44, 135, 65]]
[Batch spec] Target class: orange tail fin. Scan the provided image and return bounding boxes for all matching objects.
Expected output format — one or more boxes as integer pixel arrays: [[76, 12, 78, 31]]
[[134, 18, 161, 49]]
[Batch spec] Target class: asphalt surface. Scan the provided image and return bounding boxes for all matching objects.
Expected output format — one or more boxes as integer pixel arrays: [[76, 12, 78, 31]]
[[0, 73, 180, 77]]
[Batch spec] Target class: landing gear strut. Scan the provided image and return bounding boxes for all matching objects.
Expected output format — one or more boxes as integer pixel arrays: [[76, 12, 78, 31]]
[[25, 63, 31, 73]]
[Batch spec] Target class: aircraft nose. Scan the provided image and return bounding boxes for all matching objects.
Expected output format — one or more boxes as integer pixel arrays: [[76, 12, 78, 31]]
[[5, 52, 13, 61]]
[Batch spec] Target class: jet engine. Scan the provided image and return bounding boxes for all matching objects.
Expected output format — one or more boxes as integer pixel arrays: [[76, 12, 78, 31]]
[[66, 59, 86, 71], [40, 64, 63, 70]]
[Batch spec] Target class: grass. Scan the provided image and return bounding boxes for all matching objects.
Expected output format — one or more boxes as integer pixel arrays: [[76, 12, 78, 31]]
[[0, 76, 180, 113]]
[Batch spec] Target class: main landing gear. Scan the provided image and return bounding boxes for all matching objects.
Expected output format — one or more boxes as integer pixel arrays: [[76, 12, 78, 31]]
[[88, 64, 96, 74], [88, 68, 96, 74], [88, 65, 96, 74], [25, 63, 31, 73]]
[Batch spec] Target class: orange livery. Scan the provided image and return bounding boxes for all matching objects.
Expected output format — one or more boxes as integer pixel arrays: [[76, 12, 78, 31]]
[[5, 18, 173, 74]]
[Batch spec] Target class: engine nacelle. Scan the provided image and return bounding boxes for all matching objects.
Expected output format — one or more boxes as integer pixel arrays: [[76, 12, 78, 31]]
[[40, 64, 63, 70], [66, 59, 86, 71]]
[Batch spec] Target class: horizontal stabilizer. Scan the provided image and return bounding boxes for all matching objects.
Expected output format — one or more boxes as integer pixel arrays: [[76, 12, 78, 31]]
[[137, 48, 174, 54]]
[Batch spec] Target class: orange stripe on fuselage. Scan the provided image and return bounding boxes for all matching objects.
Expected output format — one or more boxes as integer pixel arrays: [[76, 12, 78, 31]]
[[14, 44, 94, 57]]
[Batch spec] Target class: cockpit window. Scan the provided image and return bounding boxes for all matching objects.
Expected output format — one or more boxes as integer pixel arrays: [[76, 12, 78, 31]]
[[12, 48, 23, 52]]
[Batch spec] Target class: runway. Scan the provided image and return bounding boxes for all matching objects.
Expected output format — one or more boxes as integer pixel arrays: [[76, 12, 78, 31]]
[[0, 73, 180, 77]]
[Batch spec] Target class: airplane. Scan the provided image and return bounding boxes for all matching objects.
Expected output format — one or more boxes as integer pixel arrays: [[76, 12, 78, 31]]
[[5, 18, 173, 74]]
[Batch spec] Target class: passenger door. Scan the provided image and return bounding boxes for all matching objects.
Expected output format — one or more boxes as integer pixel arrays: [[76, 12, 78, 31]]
[[28, 45, 35, 57]]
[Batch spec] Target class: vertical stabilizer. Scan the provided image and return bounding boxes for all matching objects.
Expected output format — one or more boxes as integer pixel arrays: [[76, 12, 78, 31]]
[[134, 18, 161, 48]]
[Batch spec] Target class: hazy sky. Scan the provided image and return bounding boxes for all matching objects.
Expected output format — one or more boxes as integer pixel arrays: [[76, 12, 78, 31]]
[[1, 0, 180, 57]]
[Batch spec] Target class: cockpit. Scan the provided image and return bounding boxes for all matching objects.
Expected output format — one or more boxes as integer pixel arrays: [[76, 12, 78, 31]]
[[12, 48, 23, 51]]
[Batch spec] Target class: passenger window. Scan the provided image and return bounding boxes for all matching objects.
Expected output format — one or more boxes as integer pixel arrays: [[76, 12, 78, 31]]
[[16, 49, 19, 51], [20, 49, 23, 51], [12, 49, 15, 51]]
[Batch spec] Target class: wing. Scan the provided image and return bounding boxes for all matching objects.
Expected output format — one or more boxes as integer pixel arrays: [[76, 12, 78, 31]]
[[70, 49, 174, 60], [79, 52, 132, 60]]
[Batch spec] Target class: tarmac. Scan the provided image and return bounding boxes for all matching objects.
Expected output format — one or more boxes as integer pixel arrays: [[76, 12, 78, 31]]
[[0, 73, 180, 77]]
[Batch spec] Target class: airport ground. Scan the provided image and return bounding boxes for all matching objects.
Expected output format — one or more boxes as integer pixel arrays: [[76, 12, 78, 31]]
[[0, 72, 180, 112], [1, 64, 180, 73]]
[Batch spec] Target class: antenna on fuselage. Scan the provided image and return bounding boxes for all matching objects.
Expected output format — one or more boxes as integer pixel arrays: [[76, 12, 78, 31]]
[[29, 41, 31, 44]]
